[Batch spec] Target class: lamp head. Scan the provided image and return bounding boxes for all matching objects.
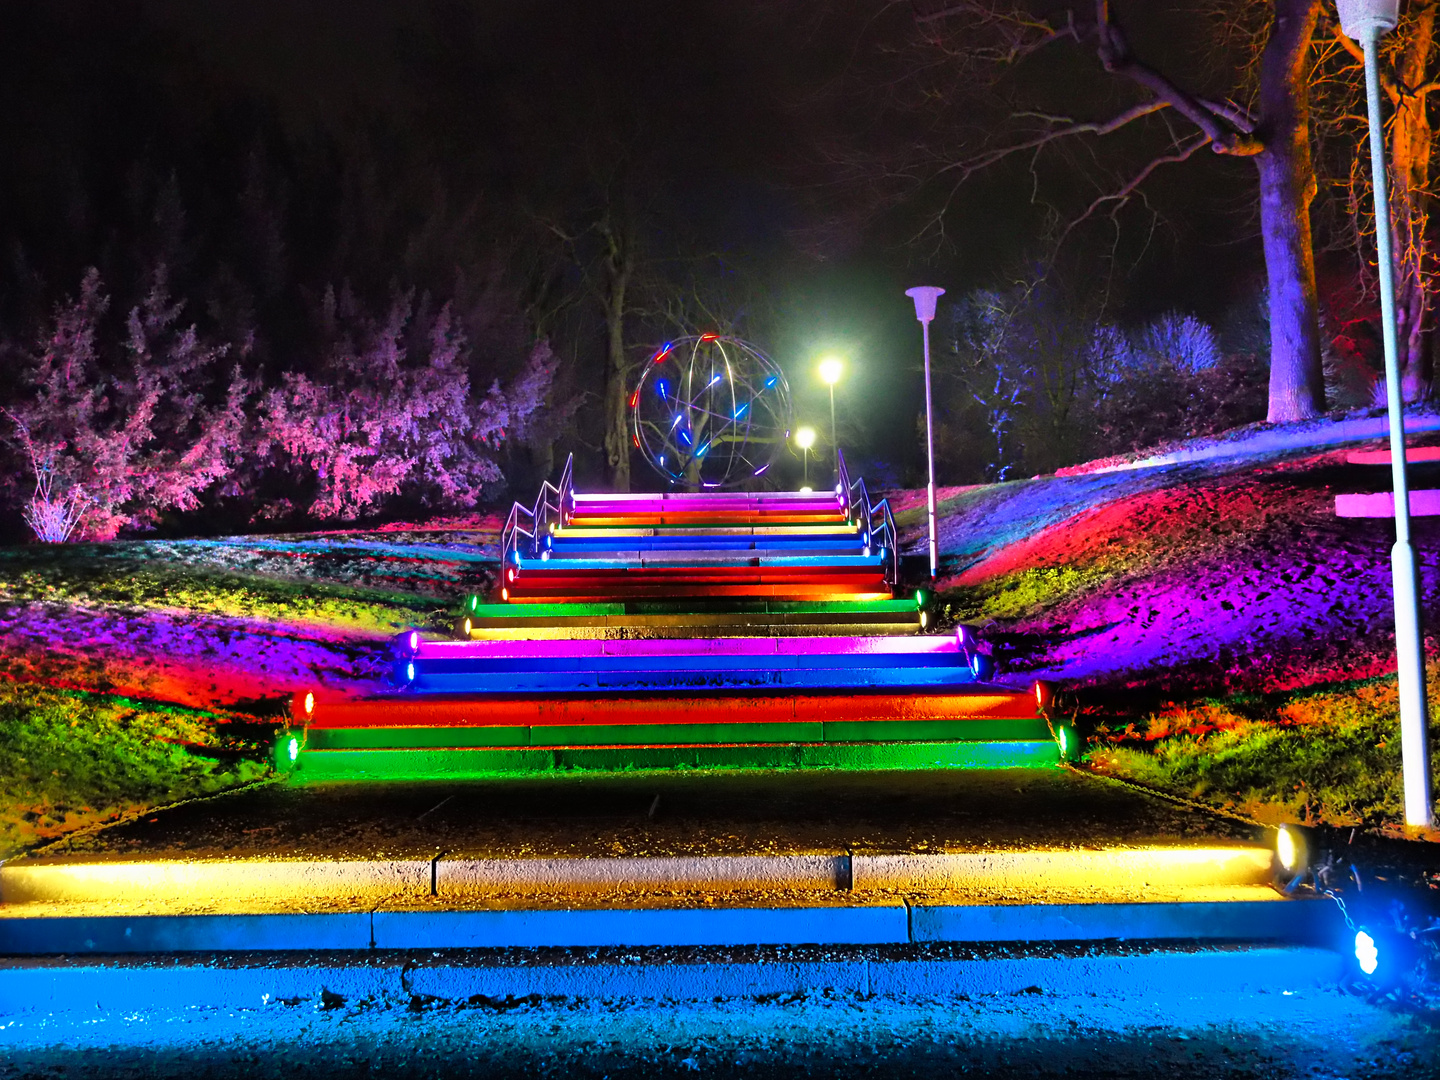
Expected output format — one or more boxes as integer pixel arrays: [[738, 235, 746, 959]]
[[818, 355, 844, 386], [1337, 0, 1399, 39], [905, 285, 946, 324], [795, 426, 816, 450]]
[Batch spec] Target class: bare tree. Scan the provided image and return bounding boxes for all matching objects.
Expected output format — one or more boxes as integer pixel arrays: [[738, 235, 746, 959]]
[[889, 1, 1326, 422], [1317, 1, 1440, 401]]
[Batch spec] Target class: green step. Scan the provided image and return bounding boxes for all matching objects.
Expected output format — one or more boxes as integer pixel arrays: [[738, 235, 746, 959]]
[[289, 740, 1061, 781], [305, 718, 1051, 750]]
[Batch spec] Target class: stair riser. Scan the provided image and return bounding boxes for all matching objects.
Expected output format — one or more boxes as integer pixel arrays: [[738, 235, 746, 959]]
[[287, 740, 1061, 780], [409, 653, 965, 672], [306, 718, 1050, 750], [463, 624, 921, 640], [412, 636, 956, 660], [503, 587, 890, 603], [297, 692, 1040, 728], [403, 669, 981, 693]]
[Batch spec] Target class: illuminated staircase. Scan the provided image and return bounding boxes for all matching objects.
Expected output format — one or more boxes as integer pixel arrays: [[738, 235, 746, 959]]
[[280, 455, 1063, 779]]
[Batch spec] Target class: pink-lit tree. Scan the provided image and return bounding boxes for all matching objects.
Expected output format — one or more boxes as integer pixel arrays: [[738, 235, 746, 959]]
[[257, 285, 553, 520], [4, 270, 248, 542]]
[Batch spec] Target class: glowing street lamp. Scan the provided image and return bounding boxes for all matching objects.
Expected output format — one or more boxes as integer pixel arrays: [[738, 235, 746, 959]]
[[818, 355, 844, 471], [906, 286, 945, 578], [1339, 0, 1432, 828], [795, 425, 816, 489]]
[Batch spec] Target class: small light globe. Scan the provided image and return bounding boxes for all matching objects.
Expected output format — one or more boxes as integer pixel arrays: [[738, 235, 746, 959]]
[[1337, 0, 1399, 39], [819, 356, 844, 386], [799, 485, 814, 494], [795, 426, 817, 450]]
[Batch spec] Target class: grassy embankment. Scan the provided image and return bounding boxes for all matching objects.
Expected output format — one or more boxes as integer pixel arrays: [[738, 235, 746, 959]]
[[894, 417, 1440, 834], [0, 532, 487, 857]]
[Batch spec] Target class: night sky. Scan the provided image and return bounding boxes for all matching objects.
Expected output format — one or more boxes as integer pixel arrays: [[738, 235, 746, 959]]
[[0, 0, 1271, 488]]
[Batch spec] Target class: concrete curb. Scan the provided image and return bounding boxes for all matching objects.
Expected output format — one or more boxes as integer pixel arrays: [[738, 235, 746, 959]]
[[0, 896, 1345, 957], [1, 847, 1280, 905]]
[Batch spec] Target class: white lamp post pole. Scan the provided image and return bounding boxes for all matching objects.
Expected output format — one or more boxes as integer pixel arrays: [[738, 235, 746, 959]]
[[907, 286, 945, 578], [1340, 0, 1432, 827]]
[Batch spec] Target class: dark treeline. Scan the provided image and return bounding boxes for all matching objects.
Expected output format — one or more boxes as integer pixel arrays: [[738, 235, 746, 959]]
[[0, 1, 1413, 542], [0, 1, 817, 540]]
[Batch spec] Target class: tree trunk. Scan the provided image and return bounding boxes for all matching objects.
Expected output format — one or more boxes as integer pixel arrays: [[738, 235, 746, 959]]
[[600, 210, 633, 494], [1258, 0, 1325, 423], [1389, 4, 1436, 402], [602, 268, 631, 493]]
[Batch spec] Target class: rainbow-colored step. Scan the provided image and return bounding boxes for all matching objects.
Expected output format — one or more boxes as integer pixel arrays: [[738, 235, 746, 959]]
[[280, 456, 1063, 779]]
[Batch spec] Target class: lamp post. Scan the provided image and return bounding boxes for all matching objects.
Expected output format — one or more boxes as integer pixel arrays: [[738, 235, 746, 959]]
[[906, 286, 945, 578], [819, 355, 844, 474], [1339, 0, 1432, 828], [796, 425, 816, 491]]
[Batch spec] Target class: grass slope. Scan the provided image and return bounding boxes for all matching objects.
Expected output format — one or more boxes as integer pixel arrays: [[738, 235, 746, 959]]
[[0, 520, 498, 857], [4, 413, 1440, 856], [890, 411, 1440, 832]]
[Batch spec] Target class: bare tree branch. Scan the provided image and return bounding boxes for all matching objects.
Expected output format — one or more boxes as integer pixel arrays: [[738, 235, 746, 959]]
[[935, 99, 1171, 180], [1093, 1, 1262, 155], [1052, 134, 1214, 250]]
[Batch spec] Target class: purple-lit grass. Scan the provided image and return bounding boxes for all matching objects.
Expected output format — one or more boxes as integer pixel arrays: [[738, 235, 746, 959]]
[[0, 682, 268, 858], [0, 543, 459, 635], [885, 421, 1440, 832]]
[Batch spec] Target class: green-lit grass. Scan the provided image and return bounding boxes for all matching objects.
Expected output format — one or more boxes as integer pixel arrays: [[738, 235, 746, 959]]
[[0, 682, 271, 858], [1085, 670, 1440, 828], [0, 549, 450, 636], [938, 565, 1104, 622]]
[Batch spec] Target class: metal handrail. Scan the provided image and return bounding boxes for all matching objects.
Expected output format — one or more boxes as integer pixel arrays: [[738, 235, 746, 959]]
[[836, 449, 899, 589], [500, 453, 575, 573]]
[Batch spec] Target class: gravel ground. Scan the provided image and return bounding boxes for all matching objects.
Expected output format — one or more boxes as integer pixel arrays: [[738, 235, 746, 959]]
[[22, 768, 1260, 864], [3, 982, 1437, 1078]]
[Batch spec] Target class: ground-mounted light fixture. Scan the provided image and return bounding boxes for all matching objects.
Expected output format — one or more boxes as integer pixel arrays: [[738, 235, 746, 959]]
[[1274, 824, 1308, 879]]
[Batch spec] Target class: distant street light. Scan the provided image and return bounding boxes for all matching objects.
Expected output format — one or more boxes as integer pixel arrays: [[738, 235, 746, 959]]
[[906, 286, 945, 579], [795, 425, 816, 489], [818, 356, 844, 473], [1339, 0, 1432, 828]]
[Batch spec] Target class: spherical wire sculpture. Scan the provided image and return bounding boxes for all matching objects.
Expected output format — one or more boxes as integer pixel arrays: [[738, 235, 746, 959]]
[[630, 335, 793, 489]]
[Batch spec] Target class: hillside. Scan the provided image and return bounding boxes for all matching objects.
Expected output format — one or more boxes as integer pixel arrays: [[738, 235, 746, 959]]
[[892, 411, 1440, 832], [3, 412, 1440, 855]]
